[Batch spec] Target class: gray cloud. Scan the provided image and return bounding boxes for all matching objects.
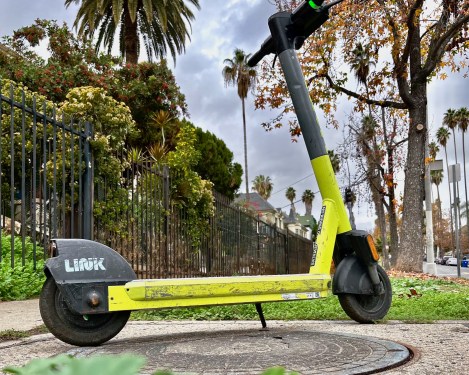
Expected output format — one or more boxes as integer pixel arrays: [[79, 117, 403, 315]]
[[0, 1, 78, 36]]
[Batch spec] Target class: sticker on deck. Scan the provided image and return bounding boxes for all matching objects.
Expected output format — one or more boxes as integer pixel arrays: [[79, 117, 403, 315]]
[[282, 292, 321, 300]]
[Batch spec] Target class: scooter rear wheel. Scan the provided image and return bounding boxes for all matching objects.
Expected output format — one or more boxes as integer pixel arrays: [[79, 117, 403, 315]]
[[338, 265, 391, 323], [40, 277, 130, 346]]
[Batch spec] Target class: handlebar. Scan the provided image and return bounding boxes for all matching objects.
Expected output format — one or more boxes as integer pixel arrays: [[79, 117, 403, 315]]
[[247, 0, 344, 67], [248, 36, 275, 68]]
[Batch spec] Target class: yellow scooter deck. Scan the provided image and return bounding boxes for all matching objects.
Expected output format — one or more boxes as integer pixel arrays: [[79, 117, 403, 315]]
[[108, 273, 332, 312]]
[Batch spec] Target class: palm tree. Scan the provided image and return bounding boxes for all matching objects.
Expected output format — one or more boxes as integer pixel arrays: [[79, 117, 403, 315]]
[[428, 141, 439, 160], [64, 0, 200, 64], [301, 189, 315, 216], [443, 108, 459, 164], [286, 187, 296, 214], [436, 126, 454, 251], [347, 43, 375, 89], [347, 43, 375, 117], [223, 48, 256, 198], [457, 107, 469, 243], [252, 175, 273, 200]]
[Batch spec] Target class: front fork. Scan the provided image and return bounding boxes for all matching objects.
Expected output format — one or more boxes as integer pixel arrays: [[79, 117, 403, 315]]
[[308, 178, 383, 295]]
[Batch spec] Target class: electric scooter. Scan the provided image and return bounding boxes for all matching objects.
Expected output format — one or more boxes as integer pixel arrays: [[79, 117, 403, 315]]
[[39, 0, 392, 346]]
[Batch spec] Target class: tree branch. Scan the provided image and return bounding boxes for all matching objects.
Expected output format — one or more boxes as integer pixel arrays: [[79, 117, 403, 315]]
[[402, 0, 425, 63], [375, 0, 414, 107], [312, 74, 408, 109], [419, 7, 469, 80], [393, 137, 409, 149]]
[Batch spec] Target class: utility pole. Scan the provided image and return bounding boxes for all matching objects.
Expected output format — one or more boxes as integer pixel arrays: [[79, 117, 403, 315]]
[[424, 157, 443, 275], [450, 164, 462, 278]]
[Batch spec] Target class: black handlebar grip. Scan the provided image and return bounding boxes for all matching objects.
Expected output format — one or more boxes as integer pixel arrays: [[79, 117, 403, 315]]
[[248, 36, 274, 67], [247, 49, 265, 67]]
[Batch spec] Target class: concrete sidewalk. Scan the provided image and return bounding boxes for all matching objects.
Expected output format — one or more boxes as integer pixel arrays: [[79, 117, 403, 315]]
[[1, 299, 469, 374], [0, 299, 42, 331]]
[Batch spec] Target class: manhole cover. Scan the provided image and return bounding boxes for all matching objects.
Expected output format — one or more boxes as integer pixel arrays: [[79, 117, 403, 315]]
[[68, 328, 410, 375]]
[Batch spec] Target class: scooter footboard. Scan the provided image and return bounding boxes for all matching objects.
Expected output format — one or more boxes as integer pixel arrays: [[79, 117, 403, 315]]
[[43, 239, 136, 314]]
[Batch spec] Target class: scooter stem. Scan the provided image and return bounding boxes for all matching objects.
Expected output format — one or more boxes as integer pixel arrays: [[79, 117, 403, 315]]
[[276, 49, 351, 235]]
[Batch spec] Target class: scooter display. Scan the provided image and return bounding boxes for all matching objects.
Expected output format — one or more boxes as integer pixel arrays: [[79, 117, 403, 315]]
[[39, 0, 392, 346]]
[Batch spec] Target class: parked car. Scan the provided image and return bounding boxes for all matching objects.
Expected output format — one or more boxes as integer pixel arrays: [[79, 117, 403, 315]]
[[441, 255, 452, 265], [446, 257, 458, 266]]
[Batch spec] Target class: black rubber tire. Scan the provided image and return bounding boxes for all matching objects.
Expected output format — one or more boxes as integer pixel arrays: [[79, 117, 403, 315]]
[[39, 277, 130, 346], [338, 265, 392, 323]]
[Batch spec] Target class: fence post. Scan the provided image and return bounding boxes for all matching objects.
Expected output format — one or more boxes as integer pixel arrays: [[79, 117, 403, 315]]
[[82, 122, 93, 240], [257, 214, 261, 274], [163, 165, 170, 271], [237, 209, 241, 273]]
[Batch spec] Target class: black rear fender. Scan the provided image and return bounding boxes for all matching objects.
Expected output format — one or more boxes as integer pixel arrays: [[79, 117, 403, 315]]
[[44, 239, 136, 314]]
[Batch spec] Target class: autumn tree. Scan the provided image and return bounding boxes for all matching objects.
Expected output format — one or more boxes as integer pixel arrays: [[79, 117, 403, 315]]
[[346, 105, 407, 268], [257, 0, 469, 272]]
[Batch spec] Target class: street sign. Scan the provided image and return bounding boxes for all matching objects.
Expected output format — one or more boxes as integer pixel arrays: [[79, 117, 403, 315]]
[[429, 159, 443, 171], [449, 164, 461, 183]]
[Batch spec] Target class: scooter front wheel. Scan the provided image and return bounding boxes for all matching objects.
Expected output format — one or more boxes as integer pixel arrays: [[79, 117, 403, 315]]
[[338, 265, 392, 323], [40, 277, 130, 346]]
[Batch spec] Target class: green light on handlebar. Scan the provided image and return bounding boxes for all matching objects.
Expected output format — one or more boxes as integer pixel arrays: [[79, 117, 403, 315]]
[[308, 0, 321, 9]]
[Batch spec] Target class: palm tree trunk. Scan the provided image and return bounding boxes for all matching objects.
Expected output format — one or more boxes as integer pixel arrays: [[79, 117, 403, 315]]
[[124, 10, 139, 64], [241, 97, 249, 201]]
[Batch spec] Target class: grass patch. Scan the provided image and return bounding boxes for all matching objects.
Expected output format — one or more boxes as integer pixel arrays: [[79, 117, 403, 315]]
[[0, 325, 48, 343], [131, 276, 469, 323]]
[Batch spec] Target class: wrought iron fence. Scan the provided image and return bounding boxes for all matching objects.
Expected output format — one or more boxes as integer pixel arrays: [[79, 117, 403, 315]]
[[94, 164, 313, 278], [0, 81, 92, 268], [1, 81, 313, 276]]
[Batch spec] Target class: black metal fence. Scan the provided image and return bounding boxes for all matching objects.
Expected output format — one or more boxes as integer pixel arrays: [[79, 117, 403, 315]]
[[94, 169, 313, 278], [1, 81, 312, 276], [0, 81, 92, 267]]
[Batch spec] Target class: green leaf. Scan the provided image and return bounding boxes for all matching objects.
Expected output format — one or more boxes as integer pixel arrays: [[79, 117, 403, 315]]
[[113, 0, 124, 26], [127, 0, 139, 24], [3, 355, 146, 375]]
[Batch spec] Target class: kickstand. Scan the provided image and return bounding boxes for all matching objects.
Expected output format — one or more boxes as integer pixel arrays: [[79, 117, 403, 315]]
[[255, 303, 267, 329]]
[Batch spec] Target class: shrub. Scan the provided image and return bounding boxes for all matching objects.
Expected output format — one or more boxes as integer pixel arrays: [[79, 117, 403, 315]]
[[0, 234, 45, 301]]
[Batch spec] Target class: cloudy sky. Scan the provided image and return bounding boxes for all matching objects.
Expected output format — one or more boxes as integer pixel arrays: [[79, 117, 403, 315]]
[[1, 0, 468, 231]]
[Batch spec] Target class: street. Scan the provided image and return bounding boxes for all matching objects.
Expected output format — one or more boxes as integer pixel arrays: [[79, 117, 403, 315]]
[[434, 263, 469, 279]]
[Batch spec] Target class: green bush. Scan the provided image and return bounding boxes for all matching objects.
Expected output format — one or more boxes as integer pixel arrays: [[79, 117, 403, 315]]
[[0, 234, 45, 301]]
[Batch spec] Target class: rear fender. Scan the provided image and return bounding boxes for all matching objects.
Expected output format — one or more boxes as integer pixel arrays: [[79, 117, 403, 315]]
[[44, 239, 136, 314]]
